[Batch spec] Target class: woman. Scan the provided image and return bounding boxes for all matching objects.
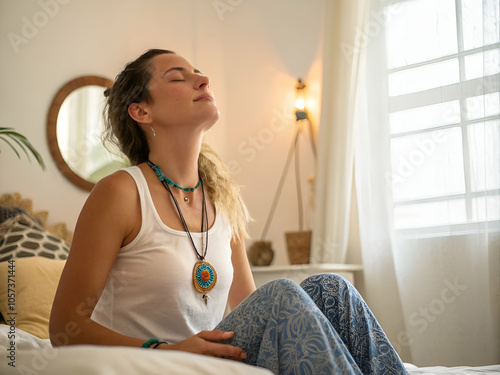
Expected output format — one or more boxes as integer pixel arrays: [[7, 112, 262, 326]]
[[50, 49, 408, 374]]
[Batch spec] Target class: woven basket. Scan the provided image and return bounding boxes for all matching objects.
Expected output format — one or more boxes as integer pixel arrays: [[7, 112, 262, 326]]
[[285, 230, 312, 264], [247, 241, 274, 266]]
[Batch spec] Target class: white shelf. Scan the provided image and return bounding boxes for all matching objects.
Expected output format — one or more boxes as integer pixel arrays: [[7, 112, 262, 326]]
[[252, 263, 363, 273], [251, 263, 363, 287]]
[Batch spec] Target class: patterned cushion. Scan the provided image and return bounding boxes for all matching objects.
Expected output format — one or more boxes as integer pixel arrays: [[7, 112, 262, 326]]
[[0, 209, 69, 262], [0, 205, 40, 225], [0, 194, 73, 243]]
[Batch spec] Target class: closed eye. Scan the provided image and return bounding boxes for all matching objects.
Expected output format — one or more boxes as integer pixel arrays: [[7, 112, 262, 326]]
[[163, 66, 202, 80]]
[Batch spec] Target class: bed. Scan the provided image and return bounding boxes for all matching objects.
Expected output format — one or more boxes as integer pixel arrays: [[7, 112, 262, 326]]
[[1, 193, 499, 374]]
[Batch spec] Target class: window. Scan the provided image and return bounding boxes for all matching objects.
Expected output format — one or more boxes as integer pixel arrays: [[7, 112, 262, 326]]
[[383, 0, 500, 234]]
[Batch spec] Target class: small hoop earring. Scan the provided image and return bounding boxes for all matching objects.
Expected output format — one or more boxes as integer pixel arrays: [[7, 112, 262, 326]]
[[150, 126, 156, 138]]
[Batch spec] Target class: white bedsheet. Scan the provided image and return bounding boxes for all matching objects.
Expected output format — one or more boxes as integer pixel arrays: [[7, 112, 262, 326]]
[[1, 325, 499, 374], [404, 363, 500, 374], [0, 325, 272, 375]]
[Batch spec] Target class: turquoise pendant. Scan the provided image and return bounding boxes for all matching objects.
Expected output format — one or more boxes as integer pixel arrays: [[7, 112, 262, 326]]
[[192, 261, 217, 304]]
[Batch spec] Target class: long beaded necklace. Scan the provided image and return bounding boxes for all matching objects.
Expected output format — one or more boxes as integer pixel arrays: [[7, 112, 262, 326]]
[[146, 160, 217, 305]]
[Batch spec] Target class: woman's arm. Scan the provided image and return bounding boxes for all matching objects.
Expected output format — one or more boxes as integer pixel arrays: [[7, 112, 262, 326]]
[[228, 236, 256, 310], [49, 171, 145, 347]]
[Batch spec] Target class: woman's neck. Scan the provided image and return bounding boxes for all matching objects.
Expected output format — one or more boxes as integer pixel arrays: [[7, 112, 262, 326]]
[[147, 132, 202, 189]]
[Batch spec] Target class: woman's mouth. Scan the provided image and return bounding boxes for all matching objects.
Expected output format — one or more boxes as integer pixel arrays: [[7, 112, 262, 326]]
[[194, 93, 214, 102]]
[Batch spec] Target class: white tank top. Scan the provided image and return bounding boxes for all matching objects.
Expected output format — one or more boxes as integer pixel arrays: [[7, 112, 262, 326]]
[[91, 166, 234, 344]]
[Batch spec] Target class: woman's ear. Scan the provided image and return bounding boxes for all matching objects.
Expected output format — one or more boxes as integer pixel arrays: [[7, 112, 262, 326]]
[[128, 102, 152, 124]]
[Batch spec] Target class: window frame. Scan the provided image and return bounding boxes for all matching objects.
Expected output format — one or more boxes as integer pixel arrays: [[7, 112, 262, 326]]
[[384, 0, 500, 236]]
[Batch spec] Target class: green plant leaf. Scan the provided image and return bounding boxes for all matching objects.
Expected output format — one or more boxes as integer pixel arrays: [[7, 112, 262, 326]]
[[0, 127, 46, 170], [0, 136, 22, 159]]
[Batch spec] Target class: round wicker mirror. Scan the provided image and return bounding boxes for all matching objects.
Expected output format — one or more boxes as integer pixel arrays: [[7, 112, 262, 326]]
[[47, 76, 128, 191]]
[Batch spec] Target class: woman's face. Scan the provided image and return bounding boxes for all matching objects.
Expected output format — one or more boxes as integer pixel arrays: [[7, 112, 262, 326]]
[[145, 53, 220, 131]]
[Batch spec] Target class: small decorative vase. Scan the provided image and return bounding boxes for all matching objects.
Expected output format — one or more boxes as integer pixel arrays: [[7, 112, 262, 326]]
[[248, 241, 274, 266], [285, 230, 312, 264]]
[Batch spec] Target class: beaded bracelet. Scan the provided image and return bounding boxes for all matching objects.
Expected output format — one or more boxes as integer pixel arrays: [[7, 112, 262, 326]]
[[141, 338, 159, 348], [152, 341, 169, 348]]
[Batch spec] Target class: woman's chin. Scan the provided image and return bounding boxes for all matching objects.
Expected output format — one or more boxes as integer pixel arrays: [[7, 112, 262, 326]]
[[205, 107, 221, 124]]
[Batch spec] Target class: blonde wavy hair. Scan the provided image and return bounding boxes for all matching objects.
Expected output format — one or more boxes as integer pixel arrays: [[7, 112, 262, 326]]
[[199, 143, 251, 241], [102, 49, 251, 242]]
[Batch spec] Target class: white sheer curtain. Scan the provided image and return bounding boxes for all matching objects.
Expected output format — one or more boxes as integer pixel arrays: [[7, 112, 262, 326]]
[[312, 0, 411, 362], [311, 0, 367, 264], [312, 0, 412, 361], [355, 0, 500, 366]]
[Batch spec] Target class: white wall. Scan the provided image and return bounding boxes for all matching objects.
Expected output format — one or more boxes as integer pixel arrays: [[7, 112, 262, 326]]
[[0, 0, 325, 264]]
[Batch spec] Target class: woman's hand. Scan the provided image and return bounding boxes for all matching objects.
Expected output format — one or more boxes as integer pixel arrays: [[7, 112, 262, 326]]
[[159, 330, 246, 361]]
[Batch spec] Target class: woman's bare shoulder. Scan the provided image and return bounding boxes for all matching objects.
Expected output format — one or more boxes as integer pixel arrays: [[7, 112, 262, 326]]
[[80, 169, 139, 221], [89, 169, 137, 201], [95, 168, 136, 190], [74, 169, 140, 247]]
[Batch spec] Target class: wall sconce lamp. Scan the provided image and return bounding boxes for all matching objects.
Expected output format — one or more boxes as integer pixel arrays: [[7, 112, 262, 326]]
[[293, 78, 317, 161], [249, 78, 318, 265]]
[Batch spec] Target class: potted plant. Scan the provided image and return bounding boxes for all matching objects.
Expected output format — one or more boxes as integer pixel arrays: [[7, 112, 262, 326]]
[[0, 127, 45, 169]]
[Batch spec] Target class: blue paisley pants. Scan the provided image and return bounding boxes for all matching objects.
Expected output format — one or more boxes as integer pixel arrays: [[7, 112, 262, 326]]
[[216, 273, 408, 374]]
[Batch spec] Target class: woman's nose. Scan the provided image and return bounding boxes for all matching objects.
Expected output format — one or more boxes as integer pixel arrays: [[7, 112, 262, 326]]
[[195, 75, 210, 89]]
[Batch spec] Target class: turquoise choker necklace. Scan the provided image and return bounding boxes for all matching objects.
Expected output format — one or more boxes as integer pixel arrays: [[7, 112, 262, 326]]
[[146, 160, 202, 192]]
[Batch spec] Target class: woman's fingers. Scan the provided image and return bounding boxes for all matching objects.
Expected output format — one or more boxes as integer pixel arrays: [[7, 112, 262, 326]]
[[171, 330, 246, 360], [206, 341, 247, 360], [196, 331, 246, 360], [196, 330, 234, 342]]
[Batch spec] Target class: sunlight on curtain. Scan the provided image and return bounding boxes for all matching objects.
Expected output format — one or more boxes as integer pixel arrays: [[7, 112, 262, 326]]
[[312, 0, 411, 362], [356, 0, 500, 366], [311, 0, 366, 264]]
